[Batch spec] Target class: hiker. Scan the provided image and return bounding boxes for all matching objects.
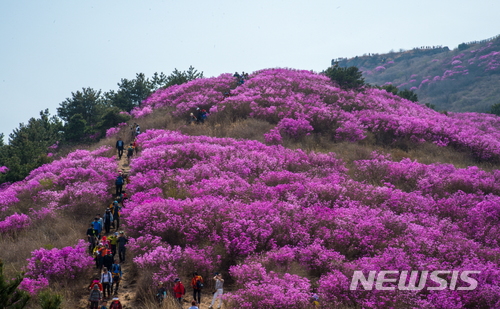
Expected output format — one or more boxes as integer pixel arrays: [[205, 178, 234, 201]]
[[110, 201, 121, 230], [104, 209, 114, 234], [109, 297, 123, 309], [191, 272, 204, 304], [118, 231, 128, 263], [108, 232, 119, 257], [126, 143, 134, 165], [121, 191, 128, 204], [87, 223, 98, 254], [201, 109, 207, 122], [93, 245, 105, 270], [132, 138, 139, 155], [101, 236, 110, 248], [89, 284, 102, 309], [209, 272, 224, 309], [92, 218, 102, 239], [101, 267, 113, 299], [135, 124, 141, 136], [115, 137, 124, 160], [111, 260, 122, 294], [103, 251, 114, 273], [311, 293, 320, 307], [189, 113, 197, 124], [156, 282, 167, 304], [96, 214, 104, 233], [189, 300, 199, 309], [115, 173, 124, 197], [196, 108, 206, 124], [100, 300, 108, 309], [130, 123, 136, 139], [173, 278, 186, 304]]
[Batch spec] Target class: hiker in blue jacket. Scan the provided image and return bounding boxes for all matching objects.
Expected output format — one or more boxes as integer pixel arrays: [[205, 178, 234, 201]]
[[92, 217, 102, 238], [115, 137, 124, 160], [115, 173, 124, 196], [111, 260, 122, 294]]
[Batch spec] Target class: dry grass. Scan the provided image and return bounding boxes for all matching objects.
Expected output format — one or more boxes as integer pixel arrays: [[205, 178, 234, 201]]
[[0, 214, 94, 309]]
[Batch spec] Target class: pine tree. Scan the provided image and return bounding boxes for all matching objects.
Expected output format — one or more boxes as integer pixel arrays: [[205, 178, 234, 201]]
[[0, 260, 30, 308]]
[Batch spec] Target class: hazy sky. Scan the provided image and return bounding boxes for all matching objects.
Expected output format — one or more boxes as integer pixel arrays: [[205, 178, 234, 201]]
[[1, 0, 499, 142]]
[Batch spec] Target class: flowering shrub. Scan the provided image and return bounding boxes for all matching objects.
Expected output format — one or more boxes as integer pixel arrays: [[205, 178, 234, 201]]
[[18, 277, 49, 296], [263, 128, 282, 145], [132, 244, 219, 285], [275, 117, 313, 138], [0, 166, 10, 173], [105, 127, 121, 138], [130, 105, 153, 118], [0, 185, 20, 211], [228, 263, 311, 309], [22, 240, 93, 295], [0, 213, 31, 234]]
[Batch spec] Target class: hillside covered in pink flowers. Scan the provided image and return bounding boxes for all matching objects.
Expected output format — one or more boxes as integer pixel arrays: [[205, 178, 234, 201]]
[[2, 68, 500, 308], [337, 34, 500, 113]]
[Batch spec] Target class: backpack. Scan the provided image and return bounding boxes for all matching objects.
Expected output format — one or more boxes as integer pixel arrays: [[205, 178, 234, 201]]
[[117, 140, 124, 148], [196, 277, 203, 289], [105, 212, 112, 223], [113, 205, 121, 217], [109, 301, 122, 309], [115, 176, 124, 186], [89, 289, 101, 301], [111, 264, 121, 278], [127, 147, 134, 155]]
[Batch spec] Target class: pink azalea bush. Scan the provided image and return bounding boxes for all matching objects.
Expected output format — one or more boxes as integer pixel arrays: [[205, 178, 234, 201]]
[[105, 126, 121, 138], [0, 213, 31, 234], [21, 240, 93, 295], [18, 277, 49, 296], [227, 263, 311, 308]]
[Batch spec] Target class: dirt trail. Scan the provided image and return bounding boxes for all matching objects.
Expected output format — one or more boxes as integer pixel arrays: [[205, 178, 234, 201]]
[[109, 155, 136, 308], [78, 154, 136, 308]]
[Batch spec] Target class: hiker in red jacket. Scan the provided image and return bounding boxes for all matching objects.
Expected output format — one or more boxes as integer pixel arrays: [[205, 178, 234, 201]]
[[191, 272, 204, 305], [173, 278, 186, 304]]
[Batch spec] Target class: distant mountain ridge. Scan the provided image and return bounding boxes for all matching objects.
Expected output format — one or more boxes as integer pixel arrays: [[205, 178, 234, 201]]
[[335, 34, 500, 112]]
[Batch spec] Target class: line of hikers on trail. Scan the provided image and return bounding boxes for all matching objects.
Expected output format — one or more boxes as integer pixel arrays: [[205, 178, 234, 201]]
[[86, 177, 130, 309], [156, 272, 224, 309]]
